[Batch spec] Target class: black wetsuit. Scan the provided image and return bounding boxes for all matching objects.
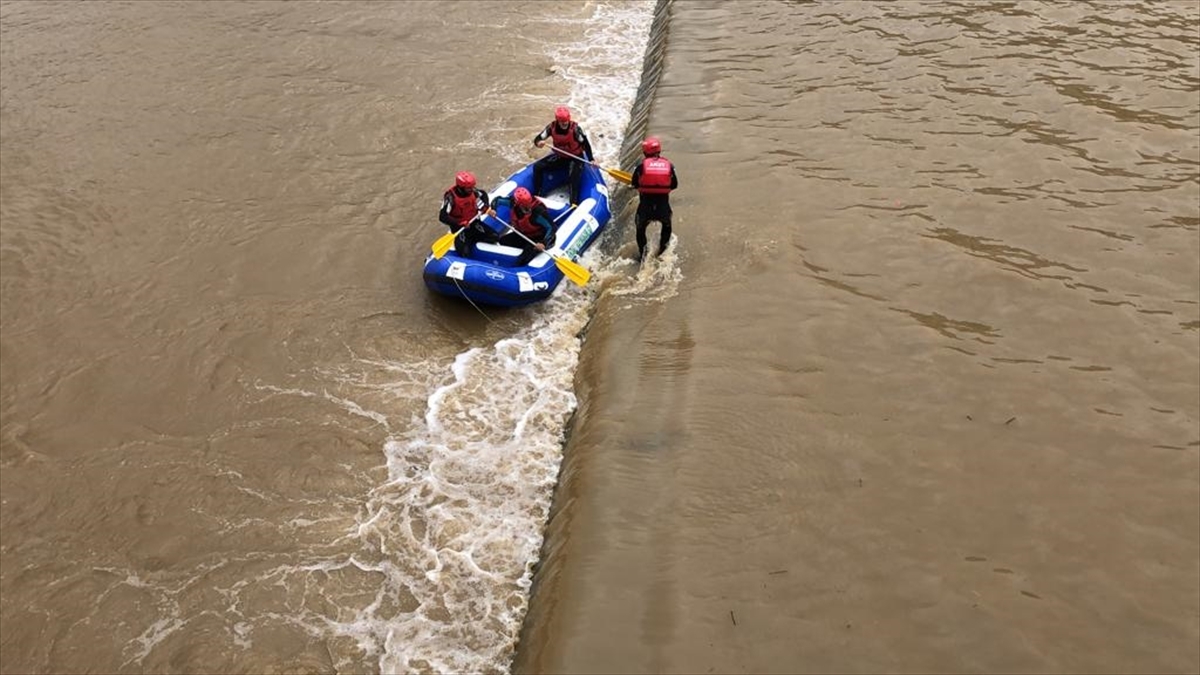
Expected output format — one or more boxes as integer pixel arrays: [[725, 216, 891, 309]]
[[531, 122, 595, 204], [631, 157, 679, 259]]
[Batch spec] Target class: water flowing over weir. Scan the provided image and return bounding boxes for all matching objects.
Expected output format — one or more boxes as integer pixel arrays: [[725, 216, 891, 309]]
[[356, 4, 661, 674], [513, 0, 675, 667], [498, 0, 1200, 672], [2, 0, 1195, 672], [0, 1, 664, 671]]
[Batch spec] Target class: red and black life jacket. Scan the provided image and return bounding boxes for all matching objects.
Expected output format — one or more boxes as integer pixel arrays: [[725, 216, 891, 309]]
[[549, 121, 584, 157], [637, 157, 673, 195], [446, 187, 481, 226], [510, 204, 547, 240]]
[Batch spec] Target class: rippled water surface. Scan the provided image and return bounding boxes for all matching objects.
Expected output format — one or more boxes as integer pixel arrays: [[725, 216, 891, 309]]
[[1, 1, 653, 672], [2, 0, 1197, 673], [518, 2, 1199, 674]]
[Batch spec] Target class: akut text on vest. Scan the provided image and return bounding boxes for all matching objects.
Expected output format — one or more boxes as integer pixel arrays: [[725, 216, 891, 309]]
[[637, 157, 673, 195]]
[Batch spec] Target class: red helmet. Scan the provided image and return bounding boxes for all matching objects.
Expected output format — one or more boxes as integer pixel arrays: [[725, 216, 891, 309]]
[[642, 136, 662, 156], [513, 187, 534, 208], [554, 106, 571, 124], [455, 171, 476, 189]]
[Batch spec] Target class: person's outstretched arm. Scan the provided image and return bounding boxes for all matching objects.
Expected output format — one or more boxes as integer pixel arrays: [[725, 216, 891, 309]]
[[438, 192, 459, 228], [577, 128, 594, 161]]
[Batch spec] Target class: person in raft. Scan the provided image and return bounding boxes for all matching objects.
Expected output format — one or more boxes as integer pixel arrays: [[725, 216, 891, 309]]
[[488, 187, 556, 266], [631, 136, 679, 261], [439, 170, 492, 257], [531, 105, 595, 204]]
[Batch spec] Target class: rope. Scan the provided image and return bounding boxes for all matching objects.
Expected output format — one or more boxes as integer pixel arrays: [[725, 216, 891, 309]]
[[450, 277, 495, 323]]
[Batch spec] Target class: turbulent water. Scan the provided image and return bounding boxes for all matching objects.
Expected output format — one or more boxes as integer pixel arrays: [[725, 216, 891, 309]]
[[516, 2, 1199, 674], [1, 2, 654, 672], [2, 1, 1198, 674]]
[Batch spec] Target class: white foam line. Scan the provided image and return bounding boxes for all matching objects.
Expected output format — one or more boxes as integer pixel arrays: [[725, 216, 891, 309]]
[[538, 1, 657, 165], [125, 616, 188, 664], [322, 389, 391, 430], [300, 4, 662, 675], [252, 382, 392, 431]]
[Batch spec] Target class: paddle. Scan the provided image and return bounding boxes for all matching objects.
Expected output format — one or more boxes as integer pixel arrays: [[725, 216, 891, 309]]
[[490, 211, 591, 286], [430, 222, 468, 259], [432, 202, 577, 261], [548, 146, 632, 185]]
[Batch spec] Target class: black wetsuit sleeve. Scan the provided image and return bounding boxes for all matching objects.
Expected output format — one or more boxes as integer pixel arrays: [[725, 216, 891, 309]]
[[670, 165, 678, 190], [577, 128, 594, 161], [439, 191, 458, 227], [477, 188, 490, 210], [630, 163, 642, 189], [535, 209, 556, 245], [533, 124, 552, 145]]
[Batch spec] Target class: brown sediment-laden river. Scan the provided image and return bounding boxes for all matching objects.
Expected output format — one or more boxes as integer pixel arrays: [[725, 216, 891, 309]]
[[2, 1, 1197, 673]]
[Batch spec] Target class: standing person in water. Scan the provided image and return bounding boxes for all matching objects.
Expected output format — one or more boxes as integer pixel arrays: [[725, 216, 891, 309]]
[[631, 136, 679, 261], [531, 105, 594, 204], [489, 187, 556, 266], [438, 170, 492, 257]]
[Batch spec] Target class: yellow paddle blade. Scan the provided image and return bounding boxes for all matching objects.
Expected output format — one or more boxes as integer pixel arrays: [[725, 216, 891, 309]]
[[431, 230, 458, 259], [604, 167, 633, 185], [554, 255, 591, 286]]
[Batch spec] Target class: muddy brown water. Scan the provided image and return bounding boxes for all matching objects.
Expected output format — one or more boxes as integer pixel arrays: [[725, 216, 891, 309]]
[[2, 1, 1197, 673]]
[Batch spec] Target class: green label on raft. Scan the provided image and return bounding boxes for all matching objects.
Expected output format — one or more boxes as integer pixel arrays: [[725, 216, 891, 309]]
[[563, 214, 598, 260]]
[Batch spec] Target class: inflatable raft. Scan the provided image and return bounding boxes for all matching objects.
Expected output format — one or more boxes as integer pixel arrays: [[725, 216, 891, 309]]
[[423, 158, 611, 308]]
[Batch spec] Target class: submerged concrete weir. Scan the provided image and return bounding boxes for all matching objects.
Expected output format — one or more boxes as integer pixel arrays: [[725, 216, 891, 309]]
[[512, 0, 675, 670], [605, 0, 677, 254]]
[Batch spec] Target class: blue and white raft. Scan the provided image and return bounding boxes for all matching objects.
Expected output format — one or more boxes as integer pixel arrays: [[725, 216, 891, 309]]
[[423, 158, 611, 308]]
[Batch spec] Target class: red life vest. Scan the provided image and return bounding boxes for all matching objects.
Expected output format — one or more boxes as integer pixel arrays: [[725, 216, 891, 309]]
[[549, 121, 584, 157], [446, 187, 480, 226], [510, 204, 546, 240], [637, 157, 673, 195]]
